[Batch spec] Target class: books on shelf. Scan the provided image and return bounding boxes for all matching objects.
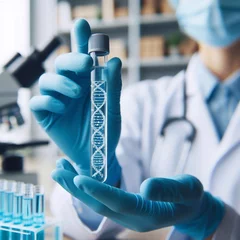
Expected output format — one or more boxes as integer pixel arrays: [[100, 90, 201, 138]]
[[102, 0, 115, 21], [109, 39, 127, 61], [72, 5, 100, 21], [141, 36, 166, 59], [141, 0, 175, 15]]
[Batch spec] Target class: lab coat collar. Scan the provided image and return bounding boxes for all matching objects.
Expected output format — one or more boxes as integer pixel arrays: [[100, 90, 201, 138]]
[[187, 53, 219, 101], [186, 53, 240, 101], [185, 53, 203, 97], [214, 103, 240, 164]]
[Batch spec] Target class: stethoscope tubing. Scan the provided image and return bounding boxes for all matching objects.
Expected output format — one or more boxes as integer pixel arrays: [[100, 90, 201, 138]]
[[159, 75, 197, 174]]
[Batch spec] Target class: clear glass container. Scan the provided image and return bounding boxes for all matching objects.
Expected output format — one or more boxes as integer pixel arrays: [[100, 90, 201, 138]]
[[34, 185, 45, 227], [90, 52, 108, 182], [13, 182, 24, 224]]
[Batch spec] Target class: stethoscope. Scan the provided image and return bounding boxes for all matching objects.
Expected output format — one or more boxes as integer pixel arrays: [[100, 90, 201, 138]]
[[151, 75, 197, 175]]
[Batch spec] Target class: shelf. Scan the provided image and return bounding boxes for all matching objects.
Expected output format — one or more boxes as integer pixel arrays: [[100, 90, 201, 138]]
[[119, 56, 190, 70], [140, 56, 190, 68], [59, 18, 129, 34], [59, 14, 177, 34], [140, 14, 177, 25], [90, 18, 129, 30]]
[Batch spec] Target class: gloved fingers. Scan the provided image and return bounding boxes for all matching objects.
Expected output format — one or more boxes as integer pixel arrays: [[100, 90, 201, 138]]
[[74, 175, 141, 214], [30, 95, 65, 121], [73, 19, 91, 54], [107, 57, 122, 117], [140, 175, 204, 204], [55, 53, 93, 80], [39, 73, 82, 99], [52, 169, 116, 217], [56, 158, 78, 175]]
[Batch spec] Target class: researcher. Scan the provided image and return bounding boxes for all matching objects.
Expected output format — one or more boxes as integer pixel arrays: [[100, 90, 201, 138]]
[[30, 0, 240, 239]]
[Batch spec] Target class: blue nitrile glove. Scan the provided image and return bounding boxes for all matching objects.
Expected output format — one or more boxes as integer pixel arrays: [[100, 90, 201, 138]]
[[52, 173, 225, 240], [30, 19, 122, 185]]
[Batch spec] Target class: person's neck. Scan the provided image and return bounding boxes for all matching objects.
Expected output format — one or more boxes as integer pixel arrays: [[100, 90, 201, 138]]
[[199, 40, 240, 82]]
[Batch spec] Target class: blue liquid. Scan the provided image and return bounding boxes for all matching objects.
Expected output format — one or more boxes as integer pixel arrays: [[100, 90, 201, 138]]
[[23, 197, 34, 240], [12, 195, 23, 240], [0, 191, 4, 220], [4, 192, 14, 222], [23, 230, 34, 240], [91, 66, 108, 182], [36, 230, 44, 240], [2, 191, 14, 239], [23, 197, 33, 226], [34, 194, 44, 226], [13, 195, 23, 224], [0, 191, 4, 239], [55, 226, 61, 240], [34, 194, 45, 240]]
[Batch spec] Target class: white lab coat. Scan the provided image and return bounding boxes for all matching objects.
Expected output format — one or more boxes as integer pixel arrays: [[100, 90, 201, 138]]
[[50, 55, 240, 240]]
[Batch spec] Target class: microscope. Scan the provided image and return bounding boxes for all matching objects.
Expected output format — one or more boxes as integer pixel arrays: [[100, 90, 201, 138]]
[[0, 36, 62, 183]]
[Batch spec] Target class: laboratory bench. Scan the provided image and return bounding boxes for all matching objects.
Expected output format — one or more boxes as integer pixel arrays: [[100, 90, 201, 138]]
[[63, 228, 170, 240]]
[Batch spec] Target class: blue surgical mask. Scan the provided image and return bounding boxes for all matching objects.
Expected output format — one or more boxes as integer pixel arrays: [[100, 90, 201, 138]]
[[169, 0, 240, 47]]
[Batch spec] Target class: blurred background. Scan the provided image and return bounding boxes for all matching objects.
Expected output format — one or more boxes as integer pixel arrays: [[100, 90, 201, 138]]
[[0, 0, 198, 239]]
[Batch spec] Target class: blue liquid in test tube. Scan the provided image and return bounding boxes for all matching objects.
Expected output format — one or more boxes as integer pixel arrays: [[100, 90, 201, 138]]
[[3, 181, 16, 239], [0, 180, 7, 219], [23, 184, 34, 240], [0, 180, 7, 239], [12, 182, 25, 240], [34, 185, 45, 240]]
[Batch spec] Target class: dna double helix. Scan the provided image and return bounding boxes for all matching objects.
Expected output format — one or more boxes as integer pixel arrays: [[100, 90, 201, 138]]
[[91, 79, 107, 181]]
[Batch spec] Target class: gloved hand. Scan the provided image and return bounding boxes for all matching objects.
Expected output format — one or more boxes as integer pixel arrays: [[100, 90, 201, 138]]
[[52, 166, 224, 240], [30, 19, 122, 184]]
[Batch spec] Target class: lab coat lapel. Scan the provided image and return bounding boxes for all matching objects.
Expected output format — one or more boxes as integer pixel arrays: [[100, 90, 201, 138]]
[[214, 102, 240, 163], [185, 62, 219, 187]]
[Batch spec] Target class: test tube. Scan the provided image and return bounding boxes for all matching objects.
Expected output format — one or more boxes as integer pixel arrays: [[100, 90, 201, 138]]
[[34, 185, 45, 227], [23, 184, 34, 226], [23, 184, 34, 240], [3, 180, 16, 222], [2, 181, 16, 239], [12, 182, 25, 240], [13, 182, 25, 224], [34, 185, 45, 240], [0, 180, 7, 239], [0, 180, 7, 220], [89, 33, 109, 182]]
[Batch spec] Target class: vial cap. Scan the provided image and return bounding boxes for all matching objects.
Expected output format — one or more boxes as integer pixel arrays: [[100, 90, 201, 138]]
[[88, 33, 109, 56]]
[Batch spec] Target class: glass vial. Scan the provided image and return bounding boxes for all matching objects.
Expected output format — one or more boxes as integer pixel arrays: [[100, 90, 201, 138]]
[[13, 182, 24, 224], [34, 185, 45, 227], [23, 184, 34, 226], [88, 33, 110, 182], [0, 180, 7, 239], [23, 184, 34, 240], [0, 180, 7, 220], [3, 180, 16, 222], [12, 182, 25, 240], [34, 185, 45, 240]]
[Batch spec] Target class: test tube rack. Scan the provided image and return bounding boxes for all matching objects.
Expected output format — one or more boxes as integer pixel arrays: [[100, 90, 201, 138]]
[[0, 179, 63, 240], [0, 217, 62, 239]]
